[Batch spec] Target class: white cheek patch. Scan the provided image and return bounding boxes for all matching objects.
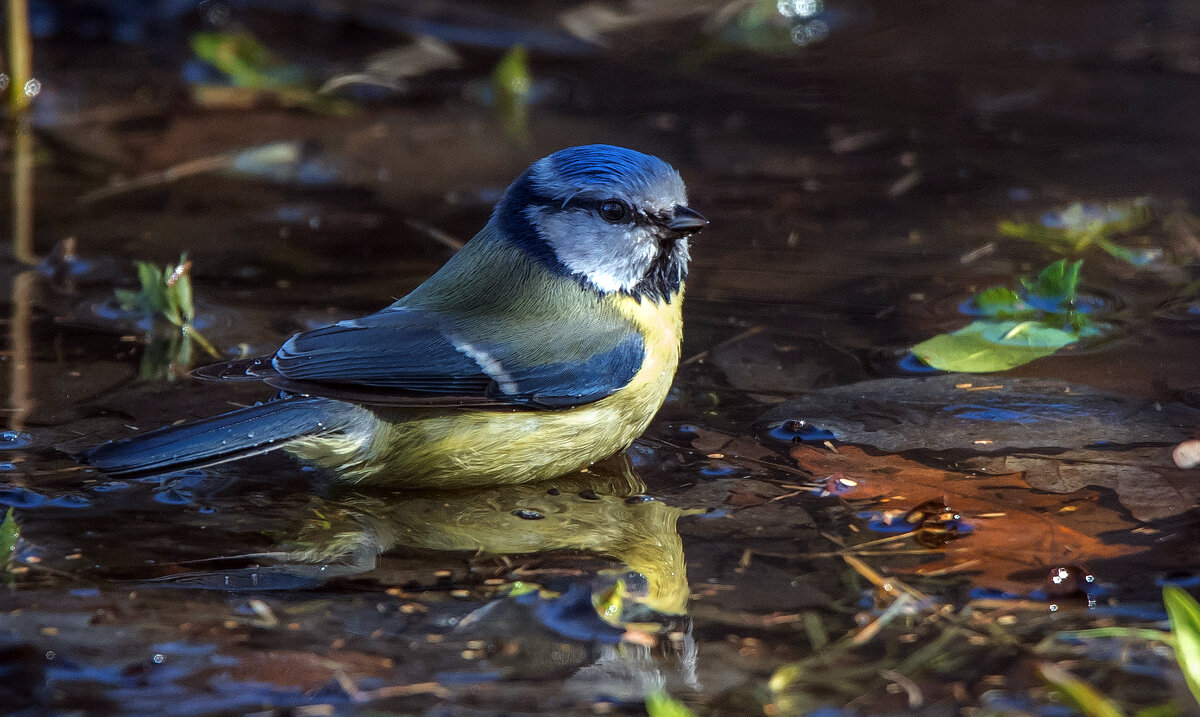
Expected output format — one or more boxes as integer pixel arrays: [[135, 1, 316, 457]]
[[528, 207, 659, 292]]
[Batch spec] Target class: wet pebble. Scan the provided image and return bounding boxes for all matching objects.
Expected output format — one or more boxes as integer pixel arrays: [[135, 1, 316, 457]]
[[1173, 439, 1200, 469], [511, 509, 545, 520]]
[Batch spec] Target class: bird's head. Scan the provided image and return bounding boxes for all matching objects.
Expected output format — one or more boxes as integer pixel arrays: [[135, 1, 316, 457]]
[[494, 144, 707, 301]]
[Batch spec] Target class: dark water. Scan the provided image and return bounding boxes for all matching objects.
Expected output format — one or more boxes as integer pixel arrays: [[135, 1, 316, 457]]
[[3, 2, 1200, 714]]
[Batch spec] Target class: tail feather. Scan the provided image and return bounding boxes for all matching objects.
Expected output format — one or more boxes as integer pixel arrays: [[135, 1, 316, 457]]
[[82, 396, 348, 476]]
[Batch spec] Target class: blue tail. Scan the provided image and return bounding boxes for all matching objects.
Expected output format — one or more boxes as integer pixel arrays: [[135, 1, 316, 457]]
[[82, 396, 349, 476]]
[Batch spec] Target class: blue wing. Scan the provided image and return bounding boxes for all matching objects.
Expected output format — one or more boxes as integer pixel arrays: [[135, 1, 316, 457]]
[[242, 306, 645, 409]]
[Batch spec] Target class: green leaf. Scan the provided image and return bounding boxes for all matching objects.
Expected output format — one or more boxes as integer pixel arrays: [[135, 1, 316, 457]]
[[973, 286, 1029, 317], [1020, 258, 1081, 308], [1039, 662, 1126, 717], [1164, 586, 1200, 707], [136, 261, 170, 315], [646, 690, 697, 717], [1, 508, 19, 569], [912, 319, 1079, 373]]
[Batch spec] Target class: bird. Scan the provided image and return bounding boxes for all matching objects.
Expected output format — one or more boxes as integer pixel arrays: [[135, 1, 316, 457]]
[[82, 144, 707, 489]]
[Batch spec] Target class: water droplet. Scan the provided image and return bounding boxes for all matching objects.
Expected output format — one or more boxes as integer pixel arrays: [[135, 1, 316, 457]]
[[153, 653, 165, 664], [23, 78, 41, 97], [0, 74, 8, 90], [511, 509, 544, 520]]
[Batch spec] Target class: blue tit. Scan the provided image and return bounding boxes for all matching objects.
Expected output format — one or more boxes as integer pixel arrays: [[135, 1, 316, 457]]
[[83, 144, 708, 488]]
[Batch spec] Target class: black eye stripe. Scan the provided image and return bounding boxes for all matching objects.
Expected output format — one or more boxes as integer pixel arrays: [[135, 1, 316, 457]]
[[554, 196, 667, 227]]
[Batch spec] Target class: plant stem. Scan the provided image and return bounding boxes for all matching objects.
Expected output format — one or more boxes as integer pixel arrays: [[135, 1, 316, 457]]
[[6, 0, 32, 112]]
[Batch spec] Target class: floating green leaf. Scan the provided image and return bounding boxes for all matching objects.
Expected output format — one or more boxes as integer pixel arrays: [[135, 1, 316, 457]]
[[492, 45, 531, 143], [913, 320, 1079, 373], [1039, 662, 1126, 717], [646, 690, 697, 717], [913, 259, 1102, 373], [1164, 586, 1200, 707]]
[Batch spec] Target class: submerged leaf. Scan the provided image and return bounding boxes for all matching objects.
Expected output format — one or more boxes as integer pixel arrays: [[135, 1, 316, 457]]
[[1164, 586, 1200, 707], [912, 319, 1078, 372]]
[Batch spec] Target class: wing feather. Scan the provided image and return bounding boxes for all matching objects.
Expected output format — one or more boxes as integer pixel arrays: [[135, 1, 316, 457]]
[[197, 306, 645, 409]]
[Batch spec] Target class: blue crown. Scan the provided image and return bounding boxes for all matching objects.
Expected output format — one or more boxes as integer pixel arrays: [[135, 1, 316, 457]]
[[543, 144, 676, 196]]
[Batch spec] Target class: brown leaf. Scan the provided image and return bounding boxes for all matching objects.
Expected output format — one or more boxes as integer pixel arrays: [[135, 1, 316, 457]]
[[791, 445, 1140, 594]]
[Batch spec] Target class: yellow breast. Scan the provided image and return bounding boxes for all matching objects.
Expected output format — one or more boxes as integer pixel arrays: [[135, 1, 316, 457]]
[[288, 289, 684, 488]]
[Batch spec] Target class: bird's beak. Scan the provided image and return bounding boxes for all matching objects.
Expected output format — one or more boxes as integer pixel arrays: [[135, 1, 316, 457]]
[[666, 205, 709, 236]]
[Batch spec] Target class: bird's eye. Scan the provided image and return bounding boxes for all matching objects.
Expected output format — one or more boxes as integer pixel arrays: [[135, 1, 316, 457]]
[[598, 199, 630, 223]]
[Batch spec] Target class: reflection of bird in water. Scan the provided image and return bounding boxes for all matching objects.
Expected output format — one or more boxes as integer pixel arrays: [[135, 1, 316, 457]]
[[284, 455, 695, 615]]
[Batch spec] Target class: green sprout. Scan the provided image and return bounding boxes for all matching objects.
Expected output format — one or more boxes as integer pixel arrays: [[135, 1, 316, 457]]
[[115, 254, 219, 378]]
